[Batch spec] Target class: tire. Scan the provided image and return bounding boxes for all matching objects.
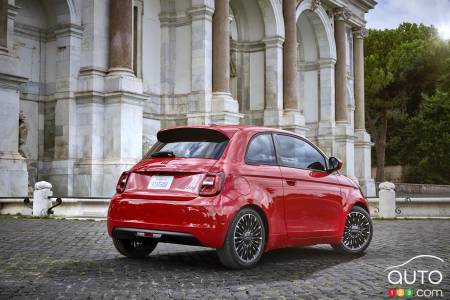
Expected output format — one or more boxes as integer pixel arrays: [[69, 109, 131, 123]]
[[113, 237, 158, 259], [217, 207, 266, 269], [331, 206, 373, 254]]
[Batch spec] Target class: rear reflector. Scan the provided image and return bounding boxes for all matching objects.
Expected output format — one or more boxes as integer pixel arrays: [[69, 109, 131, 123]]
[[199, 172, 224, 196]]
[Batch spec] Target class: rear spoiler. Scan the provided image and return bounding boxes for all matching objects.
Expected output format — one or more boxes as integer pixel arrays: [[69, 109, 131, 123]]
[[157, 128, 229, 143]]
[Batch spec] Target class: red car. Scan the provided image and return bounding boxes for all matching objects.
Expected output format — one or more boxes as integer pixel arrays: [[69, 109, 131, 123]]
[[107, 125, 373, 269]]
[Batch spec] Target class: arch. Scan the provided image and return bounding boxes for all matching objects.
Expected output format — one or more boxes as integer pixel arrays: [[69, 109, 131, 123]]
[[16, 0, 80, 28], [296, 0, 336, 60], [49, 0, 80, 25], [229, 0, 283, 124], [256, 0, 284, 38], [230, 0, 285, 41]]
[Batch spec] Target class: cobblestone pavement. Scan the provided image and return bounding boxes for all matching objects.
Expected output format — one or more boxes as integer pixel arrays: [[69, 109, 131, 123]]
[[0, 217, 448, 299]]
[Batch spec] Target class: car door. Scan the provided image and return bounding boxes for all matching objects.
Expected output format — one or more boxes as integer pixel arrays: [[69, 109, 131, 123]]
[[239, 133, 285, 238], [273, 133, 343, 239]]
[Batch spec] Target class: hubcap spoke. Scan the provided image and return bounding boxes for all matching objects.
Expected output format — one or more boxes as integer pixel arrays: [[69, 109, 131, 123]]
[[233, 213, 263, 263], [342, 211, 371, 251]]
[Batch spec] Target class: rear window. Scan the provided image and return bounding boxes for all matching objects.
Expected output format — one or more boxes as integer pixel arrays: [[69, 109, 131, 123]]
[[144, 128, 229, 160]]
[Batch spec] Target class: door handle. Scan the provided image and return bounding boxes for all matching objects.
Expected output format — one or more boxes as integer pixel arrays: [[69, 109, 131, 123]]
[[286, 180, 296, 186]]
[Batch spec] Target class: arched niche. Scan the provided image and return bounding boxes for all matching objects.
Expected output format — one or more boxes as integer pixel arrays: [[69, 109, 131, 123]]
[[230, 0, 284, 125], [296, 0, 336, 137]]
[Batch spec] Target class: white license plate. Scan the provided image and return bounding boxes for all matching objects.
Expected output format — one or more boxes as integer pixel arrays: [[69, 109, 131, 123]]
[[148, 175, 174, 190]]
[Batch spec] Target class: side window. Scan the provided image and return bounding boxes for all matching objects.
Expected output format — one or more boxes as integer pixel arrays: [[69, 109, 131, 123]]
[[274, 134, 326, 171], [245, 134, 277, 165]]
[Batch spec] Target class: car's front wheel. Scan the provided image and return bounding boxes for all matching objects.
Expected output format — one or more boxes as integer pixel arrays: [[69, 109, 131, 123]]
[[113, 238, 158, 258], [217, 207, 266, 269], [331, 206, 373, 254]]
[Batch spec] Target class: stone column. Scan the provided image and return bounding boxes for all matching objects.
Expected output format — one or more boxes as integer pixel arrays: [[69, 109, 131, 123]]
[[109, 0, 133, 73], [48, 25, 82, 196], [99, 0, 144, 197], [187, 1, 214, 125], [353, 28, 366, 130], [332, 8, 355, 181], [280, 0, 306, 135], [353, 27, 376, 196], [211, 0, 240, 124], [263, 36, 284, 128], [0, 0, 28, 197], [282, 0, 297, 110], [0, 0, 7, 50], [334, 9, 348, 123], [212, 0, 230, 93]]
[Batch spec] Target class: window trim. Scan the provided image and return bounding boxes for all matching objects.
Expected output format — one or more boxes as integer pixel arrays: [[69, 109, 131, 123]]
[[272, 132, 329, 173], [244, 132, 279, 166]]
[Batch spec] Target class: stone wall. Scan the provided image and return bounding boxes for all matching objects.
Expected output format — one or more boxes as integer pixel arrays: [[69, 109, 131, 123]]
[[0, 0, 377, 197]]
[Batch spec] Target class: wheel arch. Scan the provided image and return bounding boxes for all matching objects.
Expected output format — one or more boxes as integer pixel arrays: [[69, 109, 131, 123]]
[[352, 201, 370, 214]]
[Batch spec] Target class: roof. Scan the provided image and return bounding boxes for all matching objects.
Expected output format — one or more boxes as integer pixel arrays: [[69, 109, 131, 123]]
[[157, 124, 301, 139]]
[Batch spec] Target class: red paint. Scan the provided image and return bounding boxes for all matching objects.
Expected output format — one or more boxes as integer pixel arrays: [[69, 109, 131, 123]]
[[107, 125, 370, 252]]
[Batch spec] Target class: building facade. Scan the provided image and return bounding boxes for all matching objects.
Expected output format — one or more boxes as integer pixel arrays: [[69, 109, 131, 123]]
[[0, 0, 376, 197]]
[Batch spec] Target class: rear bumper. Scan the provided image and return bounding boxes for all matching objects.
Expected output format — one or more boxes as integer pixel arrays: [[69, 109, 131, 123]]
[[107, 194, 229, 248], [112, 227, 202, 246]]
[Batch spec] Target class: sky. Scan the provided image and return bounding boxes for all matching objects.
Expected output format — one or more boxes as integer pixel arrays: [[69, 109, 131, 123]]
[[366, 0, 450, 39]]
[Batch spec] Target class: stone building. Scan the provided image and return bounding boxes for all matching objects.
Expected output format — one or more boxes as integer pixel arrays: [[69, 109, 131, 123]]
[[0, 0, 376, 197]]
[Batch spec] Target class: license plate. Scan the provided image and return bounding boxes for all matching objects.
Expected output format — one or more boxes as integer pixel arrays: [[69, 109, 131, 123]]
[[148, 175, 174, 190]]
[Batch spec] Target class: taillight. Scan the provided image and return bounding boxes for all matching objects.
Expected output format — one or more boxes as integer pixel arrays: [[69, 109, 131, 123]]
[[199, 172, 224, 196], [116, 171, 130, 193]]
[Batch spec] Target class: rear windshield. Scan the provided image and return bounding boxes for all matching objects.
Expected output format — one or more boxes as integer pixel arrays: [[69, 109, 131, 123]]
[[144, 128, 229, 160]]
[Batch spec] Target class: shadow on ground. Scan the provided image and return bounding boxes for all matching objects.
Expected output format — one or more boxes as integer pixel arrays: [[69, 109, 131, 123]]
[[39, 245, 359, 287]]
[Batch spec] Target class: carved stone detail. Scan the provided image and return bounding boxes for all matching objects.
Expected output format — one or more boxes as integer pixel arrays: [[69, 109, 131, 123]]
[[18, 111, 27, 158], [310, 0, 321, 11], [353, 27, 368, 39], [334, 7, 352, 21]]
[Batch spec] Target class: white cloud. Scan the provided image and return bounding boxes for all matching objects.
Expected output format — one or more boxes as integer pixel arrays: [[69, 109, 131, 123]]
[[366, 0, 450, 39]]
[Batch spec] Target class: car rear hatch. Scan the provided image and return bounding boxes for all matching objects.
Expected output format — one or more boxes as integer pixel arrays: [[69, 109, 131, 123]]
[[122, 127, 231, 200]]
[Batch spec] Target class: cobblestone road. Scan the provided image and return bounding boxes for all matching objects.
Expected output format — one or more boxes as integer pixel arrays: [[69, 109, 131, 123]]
[[0, 216, 448, 299]]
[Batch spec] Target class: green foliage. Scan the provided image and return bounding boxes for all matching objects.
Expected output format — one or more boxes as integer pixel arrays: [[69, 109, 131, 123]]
[[365, 23, 450, 183], [401, 91, 450, 184]]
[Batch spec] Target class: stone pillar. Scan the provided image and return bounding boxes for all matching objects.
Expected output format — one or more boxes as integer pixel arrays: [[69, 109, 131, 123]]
[[334, 9, 348, 123], [187, 1, 214, 125], [109, 0, 133, 74], [32, 181, 52, 217], [0, 1, 28, 197], [280, 0, 306, 135], [317, 59, 336, 156], [211, 0, 240, 124], [0, 0, 7, 51], [212, 0, 230, 93], [95, 0, 144, 197], [353, 27, 375, 196], [378, 182, 396, 218], [48, 25, 82, 196], [282, 0, 297, 110], [263, 36, 284, 128], [353, 28, 365, 130]]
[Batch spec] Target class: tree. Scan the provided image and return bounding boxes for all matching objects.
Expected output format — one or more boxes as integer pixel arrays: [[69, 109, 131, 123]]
[[364, 23, 442, 181], [401, 90, 450, 184]]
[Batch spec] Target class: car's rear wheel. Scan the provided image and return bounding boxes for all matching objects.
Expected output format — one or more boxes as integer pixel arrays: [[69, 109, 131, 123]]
[[113, 237, 158, 258], [331, 206, 373, 254], [217, 207, 266, 269]]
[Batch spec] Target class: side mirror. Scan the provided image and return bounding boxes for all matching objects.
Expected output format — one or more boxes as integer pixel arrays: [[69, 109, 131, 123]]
[[328, 157, 343, 173]]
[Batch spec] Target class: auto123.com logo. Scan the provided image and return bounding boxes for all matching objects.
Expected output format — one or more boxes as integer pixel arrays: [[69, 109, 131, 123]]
[[385, 255, 445, 298]]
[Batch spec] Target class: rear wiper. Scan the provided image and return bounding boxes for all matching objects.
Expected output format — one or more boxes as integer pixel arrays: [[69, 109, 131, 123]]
[[150, 151, 176, 158]]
